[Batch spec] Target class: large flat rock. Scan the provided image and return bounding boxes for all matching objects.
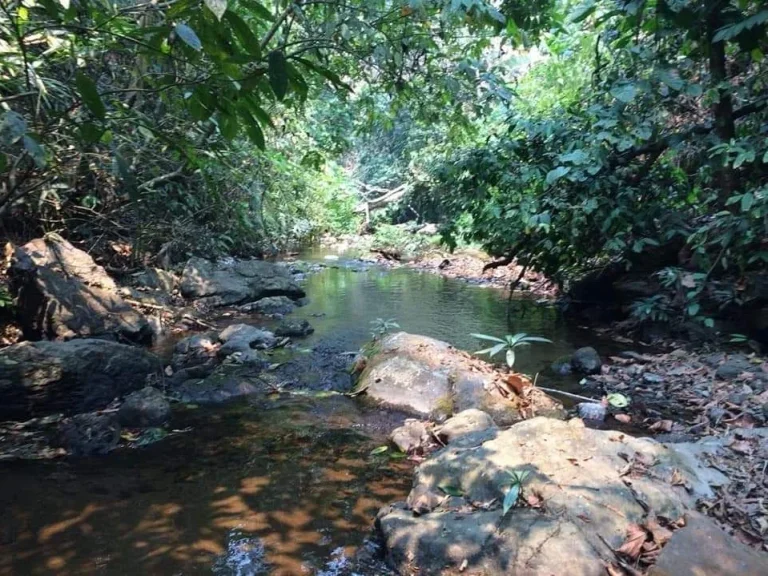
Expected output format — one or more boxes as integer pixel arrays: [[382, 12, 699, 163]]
[[0, 339, 161, 420], [180, 257, 305, 307], [377, 417, 729, 575]]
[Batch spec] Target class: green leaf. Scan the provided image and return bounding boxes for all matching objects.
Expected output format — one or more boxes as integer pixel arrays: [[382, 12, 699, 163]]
[[687, 302, 700, 317], [657, 69, 683, 91], [75, 72, 105, 120], [610, 82, 637, 103], [741, 192, 755, 212], [0, 110, 27, 144], [225, 12, 260, 57], [477, 343, 507, 358], [471, 333, 507, 344], [204, 0, 227, 20], [606, 393, 629, 408], [370, 445, 389, 455], [294, 57, 353, 92], [175, 22, 202, 51], [238, 107, 265, 150], [268, 50, 289, 101], [545, 166, 570, 185], [239, 0, 275, 21], [217, 111, 238, 140], [518, 336, 553, 344], [438, 484, 464, 497], [570, 2, 596, 24], [502, 483, 520, 516], [23, 135, 46, 168]]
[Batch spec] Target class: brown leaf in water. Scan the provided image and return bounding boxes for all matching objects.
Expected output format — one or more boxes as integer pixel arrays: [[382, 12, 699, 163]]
[[617, 524, 649, 560]]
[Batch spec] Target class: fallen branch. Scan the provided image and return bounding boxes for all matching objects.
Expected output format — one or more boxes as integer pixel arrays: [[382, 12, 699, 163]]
[[536, 386, 599, 404]]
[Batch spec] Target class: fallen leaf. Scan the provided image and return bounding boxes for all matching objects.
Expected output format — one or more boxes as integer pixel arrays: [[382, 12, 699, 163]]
[[616, 524, 648, 560], [614, 414, 632, 424], [649, 419, 674, 433], [645, 517, 673, 546], [526, 493, 543, 508], [729, 440, 754, 455]]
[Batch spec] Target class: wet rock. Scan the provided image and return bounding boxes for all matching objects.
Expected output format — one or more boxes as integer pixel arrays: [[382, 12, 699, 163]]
[[132, 268, 176, 292], [378, 417, 711, 575], [218, 324, 276, 356], [571, 346, 602, 374], [437, 409, 496, 443], [405, 484, 446, 516], [175, 373, 262, 404], [648, 512, 767, 576], [53, 412, 121, 456], [9, 238, 151, 343], [239, 295, 295, 315], [577, 402, 607, 421], [258, 341, 353, 393], [172, 332, 219, 369], [118, 387, 170, 428], [275, 318, 314, 338], [360, 333, 548, 420], [390, 419, 428, 454], [715, 355, 755, 380], [0, 339, 161, 420], [551, 355, 573, 375], [180, 257, 305, 307]]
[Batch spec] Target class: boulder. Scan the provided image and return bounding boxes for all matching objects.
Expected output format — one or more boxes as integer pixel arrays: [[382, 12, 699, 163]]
[[180, 257, 305, 307], [53, 412, 121, 456], [390, 420, 428, 454], [218, 324, 276, 357], [132, 268, 176, 292], [359, 332, 561, 421], [648, 512, 768, 576], [118, 387, 171, 428], [436, 409, 496, 443], [0, 339, 161, 420], [174, 373, 262, 404], [377, 417, 715, 576], [9, 237, 151, 343], [239, 296, 296, 315], [571, 346, 602, 374], [275, 318, 314, 338], [171, 332, 219, 370]]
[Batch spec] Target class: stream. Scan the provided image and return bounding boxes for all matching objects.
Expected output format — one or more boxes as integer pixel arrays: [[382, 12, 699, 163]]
[[0, 251, 598, 576]]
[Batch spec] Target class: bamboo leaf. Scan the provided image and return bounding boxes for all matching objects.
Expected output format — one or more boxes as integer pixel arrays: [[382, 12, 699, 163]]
[[75, 72, 105, 120], [268, 50, 289, 101]]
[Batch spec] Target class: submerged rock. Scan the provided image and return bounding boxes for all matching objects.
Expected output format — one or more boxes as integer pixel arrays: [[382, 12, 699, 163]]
[[174, 373, 262, 404], [0, 339, 161, 420], [359, 332, 562, 422], [9, 237, 151, 343], [571, 346, 602, 374], [377, 417, 718, 575], [118, 387, 171, 428], [240, 296, 296, 315], [275, 318, 314, 338], [180, 257, 305, 307], [53, 412, 121, 456]]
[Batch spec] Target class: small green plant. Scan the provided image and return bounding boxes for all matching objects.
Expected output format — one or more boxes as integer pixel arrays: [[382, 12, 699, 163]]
[[0, 286, 13, 309], [370, 318, 400, 339], [502, 469, 530, 516], [472, 333, 552, 369]]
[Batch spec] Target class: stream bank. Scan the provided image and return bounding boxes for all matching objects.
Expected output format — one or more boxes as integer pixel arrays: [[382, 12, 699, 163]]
[[1, 235, 767, 574]]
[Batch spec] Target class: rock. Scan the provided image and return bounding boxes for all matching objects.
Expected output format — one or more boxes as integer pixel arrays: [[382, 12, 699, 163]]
[[571, 346, 602, 374], [258, 341, 354, 393], [174, 373, 262, 404], [643, 372, 665, 383], [0, 339, 161, 420], [180, 257, 305, 307], [577, 402, 607, 421], [53, 412, 121, 456], [171, 332, 219, 370], [218, 324, 276, 356], [118, 387, 170, 428], [15, 236, 116, 290], [437, 409, 496, 443], [551, 355, 573, 375], [378, 417, 712, 575], [648, 512, 767, 576], [9, 239, 151, 343], [390, 419, 428, 453], [360, 333, 555, 420], [132, 268, 176, 292], [240, 296, 296, 315], [715, 355, 755, 380], [405, 485, 447, 516], [275, 318, 314, 338]]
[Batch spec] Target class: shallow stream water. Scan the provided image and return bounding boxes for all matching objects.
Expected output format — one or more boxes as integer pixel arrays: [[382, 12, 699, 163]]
[[0, 252, 599, 576]]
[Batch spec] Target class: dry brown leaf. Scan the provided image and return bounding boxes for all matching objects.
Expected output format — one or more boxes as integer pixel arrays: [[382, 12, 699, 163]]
[[645, 517, 674, 546], [526, 493, 543, 508], [729, 440, 754, 455], [616, 524, 648, 560], [605, 563, 625, 576], [614, 414, 632, 424], [649, 419, 674, 433]]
